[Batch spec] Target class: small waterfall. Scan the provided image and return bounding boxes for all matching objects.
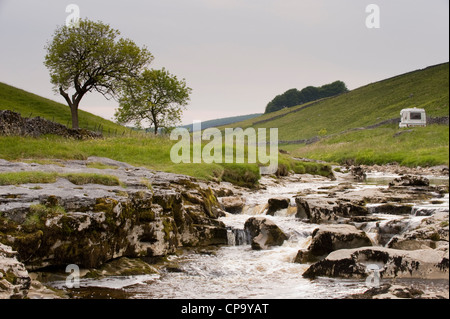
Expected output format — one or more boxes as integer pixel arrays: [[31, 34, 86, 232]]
[[226, 228, 251, 246], [241, 204, 268, 216], [226, 229, 236, 246]]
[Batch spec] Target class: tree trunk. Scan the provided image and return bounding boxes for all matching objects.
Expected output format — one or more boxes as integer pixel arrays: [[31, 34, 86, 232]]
[[59, 87, 80, 130], [151, 110, 158, 135], [70, 104, 79, 130]]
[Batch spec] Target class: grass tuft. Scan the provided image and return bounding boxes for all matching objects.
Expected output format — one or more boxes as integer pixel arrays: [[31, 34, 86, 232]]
[[0, 171, 121, 186]]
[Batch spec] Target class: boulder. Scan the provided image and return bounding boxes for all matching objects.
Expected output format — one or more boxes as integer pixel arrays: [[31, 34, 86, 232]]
[[373, 217, 411, 246], [220, 196, 245, 214], [389, 175, 430, 187], [295, 224, 373, 263], [244, 217, 288, 250], [368, 204, 413, 215], [295, 197, 368, 223], [350, 166, 367, 182], [266, 197, 290, 216], [302, 246, 449, 280], [0, 243, 31, 299]]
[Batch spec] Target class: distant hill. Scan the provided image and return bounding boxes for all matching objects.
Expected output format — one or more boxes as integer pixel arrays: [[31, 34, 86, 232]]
[[220, 62, 449, 166], [223, 62, 449, 142], [180, 113, 263, 132], [0, 82, 131, 136]]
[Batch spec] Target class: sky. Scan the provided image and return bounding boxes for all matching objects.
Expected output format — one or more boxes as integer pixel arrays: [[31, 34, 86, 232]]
[[0, 0, 448, 125]]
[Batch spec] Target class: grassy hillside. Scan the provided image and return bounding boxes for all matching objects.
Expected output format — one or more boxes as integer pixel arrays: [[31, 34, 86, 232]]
[[223, 63, 449, 167], [0, 82, 132, 136], [224, 63, 449, 141]]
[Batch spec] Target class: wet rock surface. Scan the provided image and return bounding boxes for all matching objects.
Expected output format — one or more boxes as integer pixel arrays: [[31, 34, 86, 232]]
[[389, 175, 430, 187], [350, 166, 367, 182], [302, 246, 449, 280], [345, 282, 449, 299], [219, 196, 245, 215], [244, 217, 289, 250], [266, 197, 290, 216], [295, 197, 368, 223], [295, 224, 373, 263], [387, 211, 449, 250]]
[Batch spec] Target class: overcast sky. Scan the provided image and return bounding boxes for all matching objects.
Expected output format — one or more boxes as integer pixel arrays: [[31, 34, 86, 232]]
[[0, 0, 448, 125]]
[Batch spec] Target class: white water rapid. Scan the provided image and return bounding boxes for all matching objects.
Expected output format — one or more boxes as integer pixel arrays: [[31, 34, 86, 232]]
[[48, 173, 449, 299]]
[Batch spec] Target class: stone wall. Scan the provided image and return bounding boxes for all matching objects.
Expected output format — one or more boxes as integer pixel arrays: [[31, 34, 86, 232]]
[[0, 110, 102, 139]]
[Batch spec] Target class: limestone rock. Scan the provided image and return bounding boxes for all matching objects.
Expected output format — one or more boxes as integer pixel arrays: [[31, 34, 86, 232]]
[[295, 197, 368, 223], [345, 283, 449, 299], [266, 197, 290, 216], [302, 246, 449, 280], [0, 243, 31, 299], [295, 224, 373, 263], [372, 217, 411, 246], [244, 217, 288, 250], [220, 196, 245, 214], [368, 204, 413, 215], [389, 175, 430, 187], [387, 211, 449, 250]]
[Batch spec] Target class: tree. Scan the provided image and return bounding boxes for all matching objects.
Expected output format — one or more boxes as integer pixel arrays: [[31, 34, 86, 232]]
[[319, 81, 348, 97], [44, 19, 152, 129], [115, 68, 192, 134], [264, 81, 349, 114]]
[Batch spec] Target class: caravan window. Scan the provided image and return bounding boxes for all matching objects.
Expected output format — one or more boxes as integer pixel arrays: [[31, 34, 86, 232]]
[[410, 112, 422, 120]]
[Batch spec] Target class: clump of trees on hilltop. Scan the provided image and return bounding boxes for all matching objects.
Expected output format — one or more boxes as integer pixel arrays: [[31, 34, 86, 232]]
[[265, 81, 348, 114]]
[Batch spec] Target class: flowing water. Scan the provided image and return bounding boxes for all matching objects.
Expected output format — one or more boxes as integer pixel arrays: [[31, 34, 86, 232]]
[[48, 174, 449, 299]]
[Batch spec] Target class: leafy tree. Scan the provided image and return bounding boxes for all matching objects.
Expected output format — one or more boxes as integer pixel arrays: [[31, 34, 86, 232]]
[[300, 86, 320, 102], [265, 81, 348, 113], [115, 68, 192, 134], [319, 81, 348, 97], [44, 19, 152, 129]]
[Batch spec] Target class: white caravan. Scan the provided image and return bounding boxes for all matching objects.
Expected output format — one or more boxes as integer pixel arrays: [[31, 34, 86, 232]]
[[399, 108, 427, 128]]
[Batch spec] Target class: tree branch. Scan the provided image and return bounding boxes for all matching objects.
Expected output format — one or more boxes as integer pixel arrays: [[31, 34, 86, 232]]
[[59, 87, 73, 109]]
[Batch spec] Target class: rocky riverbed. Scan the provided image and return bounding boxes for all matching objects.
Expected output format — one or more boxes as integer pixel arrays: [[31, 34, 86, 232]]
[[0, 156, 232, 298], [0, 158, 448, 299]]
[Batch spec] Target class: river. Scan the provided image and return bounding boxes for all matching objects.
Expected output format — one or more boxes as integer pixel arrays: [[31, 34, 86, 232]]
[[48, 172, 449, 299]]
